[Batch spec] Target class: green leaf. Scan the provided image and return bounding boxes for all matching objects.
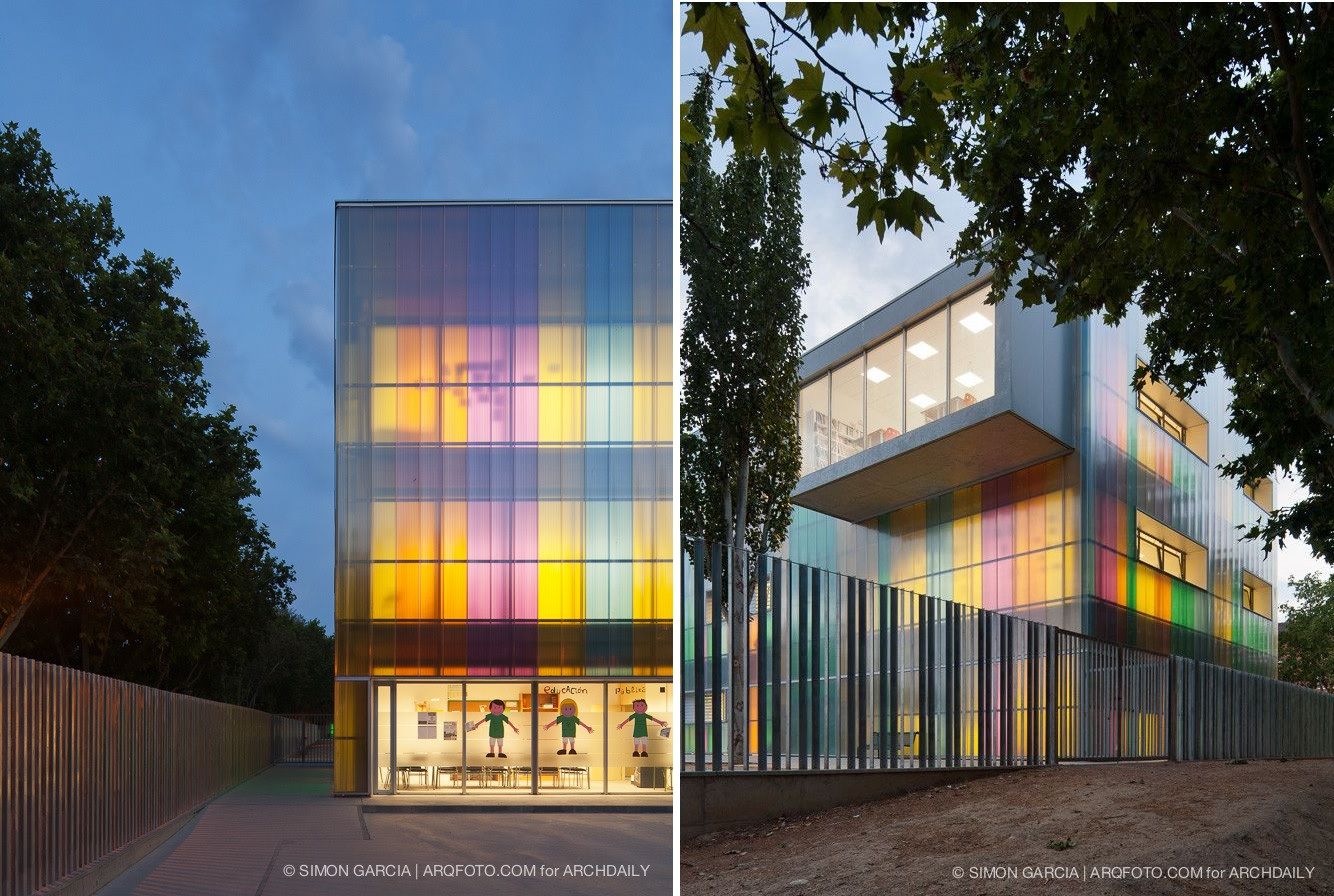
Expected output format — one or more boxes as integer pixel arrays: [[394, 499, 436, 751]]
[[1061, 3, 1097, 35]]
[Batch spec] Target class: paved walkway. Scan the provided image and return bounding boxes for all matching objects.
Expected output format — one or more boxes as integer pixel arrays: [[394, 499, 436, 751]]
[[101, 767, 671, 896]]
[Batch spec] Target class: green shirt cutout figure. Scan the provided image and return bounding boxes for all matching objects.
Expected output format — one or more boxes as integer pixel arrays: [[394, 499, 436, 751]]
[[617, 698, 667, 757], [542, 700, 594, 755], [468, 699, 519, 758]]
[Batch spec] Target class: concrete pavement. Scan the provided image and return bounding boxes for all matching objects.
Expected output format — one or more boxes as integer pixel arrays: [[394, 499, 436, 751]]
[[98, 767, 672, 896]]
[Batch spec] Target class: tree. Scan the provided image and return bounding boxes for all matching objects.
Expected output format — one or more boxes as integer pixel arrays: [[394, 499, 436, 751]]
[[684, 2, 1334, 561], [681, 74, 809, 766], [0, 122, 327, 710], [1279, 573, 1334, 691]]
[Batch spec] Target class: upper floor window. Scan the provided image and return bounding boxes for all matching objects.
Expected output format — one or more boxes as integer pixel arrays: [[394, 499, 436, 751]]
[[1242, 477, 1274, 513], [797, 284, 995, 477], [1242, 571, 1273, 619], [1137, 528, 1185, 580], [1135, 511, 1206, 589], [1135, 361, 1208, 461]]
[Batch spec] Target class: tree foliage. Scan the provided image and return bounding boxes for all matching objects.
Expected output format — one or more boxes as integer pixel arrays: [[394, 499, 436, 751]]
[[680, 73, 809, 559], [1279, 573, 1334, 691], [684, 2, 1334, 561], [0, 123, 330, 711], [681, 74, 809, 767]]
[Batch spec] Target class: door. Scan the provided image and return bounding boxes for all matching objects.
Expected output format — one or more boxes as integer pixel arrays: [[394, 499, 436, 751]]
[[374, 682, 395, 794]]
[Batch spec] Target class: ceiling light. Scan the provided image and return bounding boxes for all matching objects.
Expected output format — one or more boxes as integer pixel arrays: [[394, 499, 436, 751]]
[[959, 311, 992, 333], [909, 393, 937, 409], [955, 371, 983, 389], [907, 340, 938, 360], [865, 366, 890, 384]]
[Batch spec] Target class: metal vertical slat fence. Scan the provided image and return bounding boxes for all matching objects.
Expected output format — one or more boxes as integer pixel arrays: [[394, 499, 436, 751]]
[[0, 653, 320, 896], [683, 539, 1334, 773]]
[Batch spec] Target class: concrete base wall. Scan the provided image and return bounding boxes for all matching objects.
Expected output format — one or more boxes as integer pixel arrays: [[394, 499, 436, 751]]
[[682, 767, 1033, 838]]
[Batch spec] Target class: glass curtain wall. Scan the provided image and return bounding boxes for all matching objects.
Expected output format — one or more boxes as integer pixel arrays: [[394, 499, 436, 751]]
[[334, 202, 672, 794], [797, 286, 996, 477]]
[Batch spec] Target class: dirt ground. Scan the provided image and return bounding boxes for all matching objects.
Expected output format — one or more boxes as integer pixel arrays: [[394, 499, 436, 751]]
[[683, 760, 1334, 895]]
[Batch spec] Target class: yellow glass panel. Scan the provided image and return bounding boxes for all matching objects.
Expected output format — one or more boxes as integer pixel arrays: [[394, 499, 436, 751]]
[[539, 325, 567, 383], [655, 323, 673, 383], [632, 385, 655, 442], [396, 562, 438, 619], [538, 385, 562, 442], [394, 502, 437, 561], [890, 504, 927, 582], [538, 562, 570, 619], [633, 325, 656, 383], [371, 502, 395, 561], [396, 326, 438, 384], [653, 561, 672, 619], [633, 562, 653, 621], [372, 327, 396, 384], [440, 564, 467, 618], [395, 386, 439, 442], [441, 326, 468, 383], [654, 384, 672, 442], [440, 502, 467, 561], [441, 387, 467, 442], [371, 387, 396, 442], [1045, 547, 1062, 605], [372, 564, 395, 619]]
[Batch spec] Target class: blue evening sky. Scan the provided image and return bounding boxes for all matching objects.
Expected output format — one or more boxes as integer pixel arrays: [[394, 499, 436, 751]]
[[2, 0, 673, 628]]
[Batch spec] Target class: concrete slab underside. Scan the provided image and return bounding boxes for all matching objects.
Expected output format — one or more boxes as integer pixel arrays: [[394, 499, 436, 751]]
[[97, 766, 671, 896], [792, 411, 1070, 522]]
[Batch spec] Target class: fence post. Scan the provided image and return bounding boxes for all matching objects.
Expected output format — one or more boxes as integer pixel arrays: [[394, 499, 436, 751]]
[[889, 586, 899, 770], [772, 556, 783, 770], [812, 571, 822, 769], [710, 542, 722, 772], [758, 554, 769, 772], [1046, 626, 1057, 766], [858, 579, 868, 770], [846, 577, 856, 770], [1167, 655, 1178, 761], [692, 538, 705, 772], [798, 565, 809, 771], [980, 610, 991, 767], [918, 592, 929, 769]]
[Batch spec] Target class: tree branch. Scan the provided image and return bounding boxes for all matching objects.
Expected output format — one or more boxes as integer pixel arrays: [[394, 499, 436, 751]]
[[1265, 5, 1334, 282]]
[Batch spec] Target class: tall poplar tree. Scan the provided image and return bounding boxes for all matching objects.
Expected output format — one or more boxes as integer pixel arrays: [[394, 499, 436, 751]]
[[681, 74, 809, 767]]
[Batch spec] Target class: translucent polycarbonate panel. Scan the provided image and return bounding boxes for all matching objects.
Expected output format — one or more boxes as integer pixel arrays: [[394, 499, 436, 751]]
[[334, 203, 672, 689], [784, 299, 1276, 677]]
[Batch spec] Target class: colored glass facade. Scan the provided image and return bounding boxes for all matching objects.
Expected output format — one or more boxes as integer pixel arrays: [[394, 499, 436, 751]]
[[333, 202, 673, 795], [787, 297, 1277, 678]]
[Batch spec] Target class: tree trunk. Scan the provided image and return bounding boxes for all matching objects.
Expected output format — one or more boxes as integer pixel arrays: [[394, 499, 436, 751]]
[[0, 490, 113, 650], [729, 454, 751, 769]]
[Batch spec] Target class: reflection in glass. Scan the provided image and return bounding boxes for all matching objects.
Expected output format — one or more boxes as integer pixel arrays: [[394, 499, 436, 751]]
[[866, 334, 904, 448], [949, 289, 995, 406], [798, 375, 830, 475], [904, 308, 948, 432], [829, 356, 865, 463]]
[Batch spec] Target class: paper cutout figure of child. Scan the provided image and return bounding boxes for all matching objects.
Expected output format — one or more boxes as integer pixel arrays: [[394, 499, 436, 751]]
[[468, 698, 520, 758], [617, 698, 667, 757], [542, 700, 593, 755]]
